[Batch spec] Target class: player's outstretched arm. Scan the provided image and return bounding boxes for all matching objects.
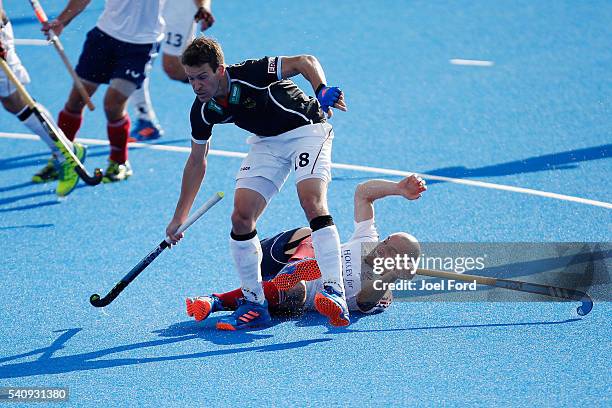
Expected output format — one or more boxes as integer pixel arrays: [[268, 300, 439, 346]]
[[280, 55, 347, 118], [41, 0, 90, 37], [354, 175, 426, 222], [166, 141, 209, 244]]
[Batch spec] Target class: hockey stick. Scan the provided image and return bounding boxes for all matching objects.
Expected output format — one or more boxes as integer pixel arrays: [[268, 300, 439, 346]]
[[417, 268, 594, 316], [90, 192, 225, 307], [28, 0, 95, 111], [0, 57, 103, 185]]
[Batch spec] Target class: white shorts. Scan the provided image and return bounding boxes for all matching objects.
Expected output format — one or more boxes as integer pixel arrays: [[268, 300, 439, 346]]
[[235, 122, 334, 201], [160, 0, 197, 56], [0, 22, 30, 97]]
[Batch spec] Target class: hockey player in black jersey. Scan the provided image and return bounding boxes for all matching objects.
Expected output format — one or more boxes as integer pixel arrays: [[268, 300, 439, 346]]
[[166, 36, 348, 330]]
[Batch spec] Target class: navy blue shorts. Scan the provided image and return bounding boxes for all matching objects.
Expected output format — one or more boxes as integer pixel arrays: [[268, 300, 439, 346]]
[[75, 27, 156, 87], [260, 228, 301, 281]]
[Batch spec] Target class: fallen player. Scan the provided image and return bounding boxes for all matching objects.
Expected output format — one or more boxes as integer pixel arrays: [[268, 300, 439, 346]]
[[186, 174, 427, 329]]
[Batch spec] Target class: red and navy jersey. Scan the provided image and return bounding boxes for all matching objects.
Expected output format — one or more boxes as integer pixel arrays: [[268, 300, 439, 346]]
[[190, 56, 325, 143]]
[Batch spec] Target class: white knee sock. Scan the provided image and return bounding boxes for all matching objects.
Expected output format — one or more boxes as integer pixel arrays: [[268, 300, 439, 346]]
[[230, 234, 265, 305], [18, 105, 69, 162], [129, 60, 157, 121], [311, 225, 345, 296]]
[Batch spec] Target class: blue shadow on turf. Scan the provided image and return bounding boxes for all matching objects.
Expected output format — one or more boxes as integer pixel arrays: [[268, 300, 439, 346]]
[[425, 144, 612, 184], [0, 223, 54, 231], [333, 144, 612, 184], [294, 315, 582, 335], [0, 327, 331, 379]]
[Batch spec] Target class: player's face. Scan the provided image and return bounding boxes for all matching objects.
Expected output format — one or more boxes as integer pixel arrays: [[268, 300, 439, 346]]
[[184, 63, 222, 102]]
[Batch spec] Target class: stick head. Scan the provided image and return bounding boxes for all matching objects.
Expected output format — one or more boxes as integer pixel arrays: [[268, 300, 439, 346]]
[[89, 293, 110, 308], [577, 294, 593, 316]]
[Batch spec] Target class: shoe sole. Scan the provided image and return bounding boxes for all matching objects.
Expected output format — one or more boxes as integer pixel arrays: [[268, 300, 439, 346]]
[[56, 178, 79, 197], [215, 320, 271, 331], [32, 175, 58, 183], [215, 314, 272, 331], [102, 172, 132, 183], [272, 258, 321, 291], [215, 322, 237, 331], [186, 298, 212, 321], [314, 293, 350, 327]]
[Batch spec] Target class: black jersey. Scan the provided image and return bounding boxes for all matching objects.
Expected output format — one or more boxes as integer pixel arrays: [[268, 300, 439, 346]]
[[190, 57, 325, 142]]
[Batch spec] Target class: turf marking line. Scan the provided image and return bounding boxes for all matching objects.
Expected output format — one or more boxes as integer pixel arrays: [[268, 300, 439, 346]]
[[1, 132, 610, 210], [450, 59, 494, 67]]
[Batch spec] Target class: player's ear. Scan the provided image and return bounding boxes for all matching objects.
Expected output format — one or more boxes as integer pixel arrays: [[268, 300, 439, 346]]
[[216, 64, 225, 76]]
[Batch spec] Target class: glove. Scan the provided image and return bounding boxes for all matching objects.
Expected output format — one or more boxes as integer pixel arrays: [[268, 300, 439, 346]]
[[316, 84, 342, 112], [194, 7, 215, 31]]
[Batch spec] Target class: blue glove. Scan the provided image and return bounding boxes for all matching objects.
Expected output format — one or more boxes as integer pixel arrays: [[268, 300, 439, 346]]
[[316, 84, 342, 112]]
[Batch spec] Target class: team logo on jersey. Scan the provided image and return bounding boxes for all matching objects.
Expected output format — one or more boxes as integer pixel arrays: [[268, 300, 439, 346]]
[[229, 84, 241, 104], [243, 97, 256, 109], [207, 100, 224, 114], [267, 57, 277, 74]]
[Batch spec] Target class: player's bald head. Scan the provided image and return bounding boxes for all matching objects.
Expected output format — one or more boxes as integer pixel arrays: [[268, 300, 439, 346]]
[[387, 232, 420, 261]]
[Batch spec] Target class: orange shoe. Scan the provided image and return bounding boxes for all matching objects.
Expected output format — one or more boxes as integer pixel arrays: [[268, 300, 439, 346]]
[[314, 286, 350, 327], [186, 295, 223, 321], [272, 258, 321, 291]]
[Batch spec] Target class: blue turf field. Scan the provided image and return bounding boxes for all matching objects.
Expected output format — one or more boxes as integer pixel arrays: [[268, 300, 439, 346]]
[[1, 1, 610, 406]]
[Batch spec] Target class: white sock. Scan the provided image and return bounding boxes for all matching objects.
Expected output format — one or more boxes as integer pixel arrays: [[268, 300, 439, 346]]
[[18, 105, 67, 162], [129, 61, 157, 121], [230, 234, 265, 305], [311, 225, 345, 296]]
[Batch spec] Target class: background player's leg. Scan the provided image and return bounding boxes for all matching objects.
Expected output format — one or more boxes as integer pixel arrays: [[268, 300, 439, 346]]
[[103, 80, 136, 182], [129, 52, 163, 141], [60, 80, 99, 142]]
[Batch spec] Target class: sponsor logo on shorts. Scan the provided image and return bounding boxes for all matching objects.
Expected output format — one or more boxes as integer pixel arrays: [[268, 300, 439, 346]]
[[125, 69, 141, 79], [267, 57, 277, 74]]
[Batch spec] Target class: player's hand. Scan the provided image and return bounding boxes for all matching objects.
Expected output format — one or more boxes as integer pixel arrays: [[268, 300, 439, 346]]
[[194, 6, 215, 31], [316, 85, 347, 118], [397, 174, 427, 200], [166, 218, 185, 245], [41, 19, 64, 38]]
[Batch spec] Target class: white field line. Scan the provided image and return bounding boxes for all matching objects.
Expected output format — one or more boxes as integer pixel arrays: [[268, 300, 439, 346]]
[[450, 59, 494, 67], [1, 132, 610, 210]]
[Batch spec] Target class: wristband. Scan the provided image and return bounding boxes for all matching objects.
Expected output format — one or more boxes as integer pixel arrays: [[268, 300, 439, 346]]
[[315, 83, 327, 96]]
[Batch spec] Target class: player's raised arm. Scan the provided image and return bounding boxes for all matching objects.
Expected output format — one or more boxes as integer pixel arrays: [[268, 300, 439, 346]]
[[354, 175, 427, 222], [166, 140, 209, 243], [280, 55, 347, 118]]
